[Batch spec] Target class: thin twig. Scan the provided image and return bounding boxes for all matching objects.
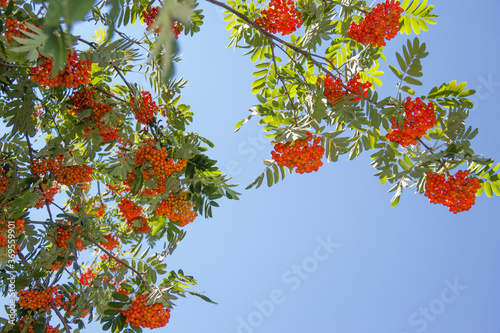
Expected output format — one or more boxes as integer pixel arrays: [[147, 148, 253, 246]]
[[26, 220, 149, 289], [94, 85, 127, 103], [206, 0, 372, 104], [269, 42, 299, 121], [206, 0, 341, 75], [417, 138, 450, 175], [0, 60, 31, 68], [78, 37, 135, 95]]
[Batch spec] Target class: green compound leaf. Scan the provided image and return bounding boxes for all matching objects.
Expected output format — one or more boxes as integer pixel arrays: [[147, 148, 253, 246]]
[[400, 0, 438, 35]]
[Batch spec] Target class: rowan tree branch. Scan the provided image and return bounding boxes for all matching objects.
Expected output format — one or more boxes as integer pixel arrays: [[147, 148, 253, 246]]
[[17, 252, 72, 333], [26, 220, 149, 289]]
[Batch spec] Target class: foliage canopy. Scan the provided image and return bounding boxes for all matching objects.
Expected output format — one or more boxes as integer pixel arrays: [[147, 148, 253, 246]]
[[0, 0, 498, 332]]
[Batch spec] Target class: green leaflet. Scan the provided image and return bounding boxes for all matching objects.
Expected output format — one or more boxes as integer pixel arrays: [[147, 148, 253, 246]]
[[400, 0, 438, 35]]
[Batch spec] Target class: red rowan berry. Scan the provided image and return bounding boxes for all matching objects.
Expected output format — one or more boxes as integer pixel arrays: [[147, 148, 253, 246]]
[[126, 215, 151, 233], [30, 154, 64, 176], [53, 223, 86, 251], [32, 183, 60, 209], [17, 286, 63, 311], [143, 6, 160, 31], [79, 268, 96, 286], [133, 140, 187, 179], [0, 219, 25, 235], [55, 165, 93, 186], [424, 170, 481, 213], [68, 87, 95, 111], [3, 19, 38, 42], [118, 198, 143, 220], [120, 294, 171, 329], [0, 175, 8, 195], [30, 50, 92, 88], [319, 74, 372, 105], [386, 97, 436, 146], [69, 88, 116, 141], [171, 20, 183, 39], [348, 0, 403, 47], [19, 321, 59, 333], [271, 132, 325, 174], [156, 191, 198, 226], [143, 6, 184, 37], [129, 91, 159, 124], [255, 0, 302, 35], [101, 234, 120, 251]]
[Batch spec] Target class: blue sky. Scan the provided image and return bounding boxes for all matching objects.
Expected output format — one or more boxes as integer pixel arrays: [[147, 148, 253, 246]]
[[3, 1, 500, 333]]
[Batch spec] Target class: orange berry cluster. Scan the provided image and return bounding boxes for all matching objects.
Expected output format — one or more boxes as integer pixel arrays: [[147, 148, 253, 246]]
[[271, 132, 325, 174], [120, 294, 171, 329], [79, 267, 96, 286], [386, 97, 436, 147], [424, 170, 481, 214], [255, 0, 302, 35], [17, 286, 64, 311], [0, 0, 10, 7], [156, 191, 198, 226], [53, 227, 71, 249], [134, 141, 187, 179], [69, 88, 113, 120], [143, 6, 160, 31], [69, 87, 119, 142], [103, 277, 130, 295], [3, 18, 34, 42], [0, 219, 25, 233], [68, 87, 95, 112], [348, 0, 403, 47], [0, 175, 8, 195], [141, 176, 168, 196], [345, 74, 372, 101], [319, 74, 372, 106], [319, 74, 343, 105], [118, 198, 151, 233], [0, 219, 25, 249], [94, 203, 106, 217], [97, 126, 119, 142], [56, 165, 93, 186], [53, 224, 86, 251], [118, 198, 143, 220], [84, 121, 119, 142], [126, 215, 151, 233], [129, 91, 159, 124], [100, 254, 125, 272], [101, 234, 120, 251], [33, 183, 60, 209], [30, 50, 92, 88], [171, 19, 183, 39], [143, 6, 184, 38], [64, 294, 91, 318], [19, 321, 59, 333], [30, 154, 64, 176]]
